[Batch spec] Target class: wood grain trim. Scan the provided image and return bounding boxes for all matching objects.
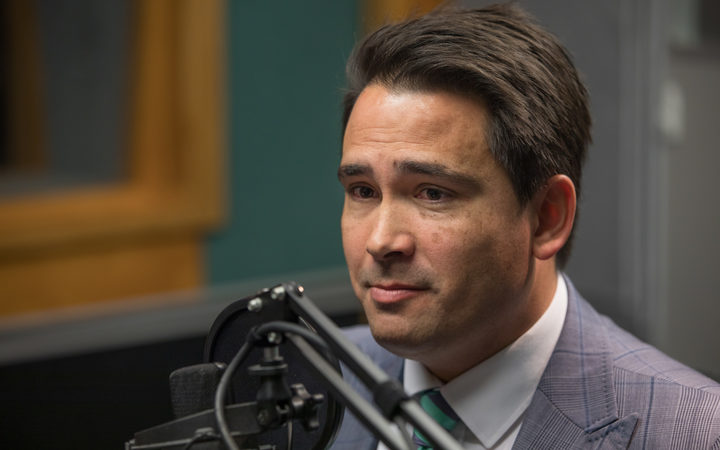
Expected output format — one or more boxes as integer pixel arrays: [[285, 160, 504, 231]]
[[362, 0, 444, 34], [0, 0, 226, 255], [0, 234, 203, 315], [2, 0, 46, 171]]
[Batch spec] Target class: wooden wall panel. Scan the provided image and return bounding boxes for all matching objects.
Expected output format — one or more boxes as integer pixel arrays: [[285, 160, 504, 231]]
[[363, 0, 444, 33], [0, 235, 201, 315], [1, 0, 46, 171], [0, 0, 225, 317]]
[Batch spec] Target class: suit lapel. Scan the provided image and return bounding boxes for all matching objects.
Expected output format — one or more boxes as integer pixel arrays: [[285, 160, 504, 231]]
[[513, 277, 638, 449]]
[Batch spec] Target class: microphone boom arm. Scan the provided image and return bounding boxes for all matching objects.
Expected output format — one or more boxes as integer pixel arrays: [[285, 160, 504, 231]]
[[126, 281, 465, 450], [283, 282, 464, 450]]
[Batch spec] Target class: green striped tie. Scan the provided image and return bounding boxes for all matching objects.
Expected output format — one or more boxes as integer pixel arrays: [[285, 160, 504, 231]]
[[412, 388, 460, 449]]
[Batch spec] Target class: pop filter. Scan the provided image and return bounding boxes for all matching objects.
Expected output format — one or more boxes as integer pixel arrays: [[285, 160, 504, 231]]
[[128, 283, 463, 450], [203, 285, 344, 449]]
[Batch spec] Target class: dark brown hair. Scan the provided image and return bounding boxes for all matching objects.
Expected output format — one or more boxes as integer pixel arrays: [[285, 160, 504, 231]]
[[342, 3, 591, 267]]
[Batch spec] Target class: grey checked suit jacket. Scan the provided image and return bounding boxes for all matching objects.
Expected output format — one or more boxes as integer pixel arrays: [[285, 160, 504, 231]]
[[330, 277, 720, 449]]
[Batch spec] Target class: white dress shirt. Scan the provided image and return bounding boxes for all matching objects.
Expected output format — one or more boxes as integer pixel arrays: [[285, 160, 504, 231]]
[[378, 274, 567, 450]]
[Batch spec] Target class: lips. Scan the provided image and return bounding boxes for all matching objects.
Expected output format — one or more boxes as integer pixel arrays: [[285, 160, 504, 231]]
[[368, 283, 428, 304]]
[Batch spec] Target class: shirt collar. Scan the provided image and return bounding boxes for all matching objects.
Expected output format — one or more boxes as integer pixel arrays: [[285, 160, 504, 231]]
[[403, 274, 568, 448]]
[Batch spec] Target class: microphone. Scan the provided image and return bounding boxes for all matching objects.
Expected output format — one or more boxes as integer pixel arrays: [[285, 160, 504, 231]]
[[126, 284, 343, 450], [126, 282, 464, 450], [203, 285, 344, 449], [169, 363, 226, 419]]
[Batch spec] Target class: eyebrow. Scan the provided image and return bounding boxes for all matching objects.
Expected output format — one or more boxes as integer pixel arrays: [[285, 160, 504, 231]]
[[337, 163, 372, 180], [396, 160, 481, 188], [338, 160, 481, 189]]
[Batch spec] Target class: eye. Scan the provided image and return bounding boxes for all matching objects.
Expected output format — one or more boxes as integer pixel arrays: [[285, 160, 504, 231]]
[[417, 187, 450, 202], [349, 185, 377, 199]]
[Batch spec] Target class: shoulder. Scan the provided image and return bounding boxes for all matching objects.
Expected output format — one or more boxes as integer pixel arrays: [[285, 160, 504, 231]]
[[602, 316, 720, 447], [602, 315, 720, 394], [567, 281, 720, 447], [342, 324, 374, 345], [565, 277, 719, 393], [330, 325, 403, 450]]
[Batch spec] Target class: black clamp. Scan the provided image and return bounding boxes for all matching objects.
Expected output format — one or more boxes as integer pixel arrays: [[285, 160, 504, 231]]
[[372, 379, 410, 419]]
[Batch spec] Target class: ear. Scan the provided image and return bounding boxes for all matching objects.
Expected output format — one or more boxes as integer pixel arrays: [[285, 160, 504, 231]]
[[531, 174, 576, 261]]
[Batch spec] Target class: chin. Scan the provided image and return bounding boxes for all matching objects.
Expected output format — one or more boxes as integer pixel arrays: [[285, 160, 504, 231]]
[[367, 317, 432, 358]]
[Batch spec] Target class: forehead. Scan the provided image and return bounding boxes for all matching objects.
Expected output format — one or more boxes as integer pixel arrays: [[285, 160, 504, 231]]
[[341, 84, 494, 173]]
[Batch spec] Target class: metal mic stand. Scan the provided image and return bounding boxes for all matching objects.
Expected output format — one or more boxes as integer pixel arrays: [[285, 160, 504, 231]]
[[126, 282, 464, 450], [281, 282, 464, 450]]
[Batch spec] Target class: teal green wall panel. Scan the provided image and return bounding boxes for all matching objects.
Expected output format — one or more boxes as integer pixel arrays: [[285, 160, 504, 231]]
[[207, 1, 358, 283]]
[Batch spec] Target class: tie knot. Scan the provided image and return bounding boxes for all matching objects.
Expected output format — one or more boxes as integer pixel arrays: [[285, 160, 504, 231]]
[[413, 388, 460, 449], [418, 389, 459, 430]]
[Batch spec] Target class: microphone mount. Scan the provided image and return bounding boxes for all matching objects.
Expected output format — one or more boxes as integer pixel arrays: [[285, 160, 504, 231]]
[[126, 282, 463, 450], [249, 336, 323, 432]]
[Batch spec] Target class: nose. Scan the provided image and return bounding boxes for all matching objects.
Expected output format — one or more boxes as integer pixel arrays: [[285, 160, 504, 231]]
[[366, 203, 415, 261]]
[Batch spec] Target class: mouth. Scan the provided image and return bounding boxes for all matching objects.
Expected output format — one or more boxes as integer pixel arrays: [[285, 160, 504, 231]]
[[367, 283, 429, 304]]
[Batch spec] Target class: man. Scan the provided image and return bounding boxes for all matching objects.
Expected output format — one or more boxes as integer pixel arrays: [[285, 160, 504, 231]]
[[331, 4, 720, 449]]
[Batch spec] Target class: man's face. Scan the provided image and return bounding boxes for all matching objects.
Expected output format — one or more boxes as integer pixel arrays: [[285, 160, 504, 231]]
[[339, 84, 538, 370]]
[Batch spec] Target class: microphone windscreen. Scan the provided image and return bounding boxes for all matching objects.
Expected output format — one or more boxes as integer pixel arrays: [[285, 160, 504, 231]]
[[169, 362, 225, 418], [203, 286, 344, 449]]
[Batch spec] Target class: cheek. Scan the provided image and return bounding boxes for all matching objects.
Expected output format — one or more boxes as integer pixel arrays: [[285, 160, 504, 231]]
[[422, 221, 482, 267], [421, 213, 511, 276], [341, 215, 364, 266]]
